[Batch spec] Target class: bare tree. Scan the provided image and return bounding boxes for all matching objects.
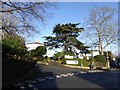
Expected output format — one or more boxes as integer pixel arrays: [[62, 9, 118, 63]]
[[85, 6, 118, 55], [1, 0, 56, 38]]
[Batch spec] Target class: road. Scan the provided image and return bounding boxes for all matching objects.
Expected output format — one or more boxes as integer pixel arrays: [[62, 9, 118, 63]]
[[3, 64, 120, 90]]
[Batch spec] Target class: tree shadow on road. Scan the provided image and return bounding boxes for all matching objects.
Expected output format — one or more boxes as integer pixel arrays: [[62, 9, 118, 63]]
[[76, 71, 120, 90], [2, 65, 59, 90]]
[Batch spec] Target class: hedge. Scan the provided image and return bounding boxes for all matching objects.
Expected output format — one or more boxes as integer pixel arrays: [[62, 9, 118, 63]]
[[61, 58, 89, 67], [94, 55, 107, 66]]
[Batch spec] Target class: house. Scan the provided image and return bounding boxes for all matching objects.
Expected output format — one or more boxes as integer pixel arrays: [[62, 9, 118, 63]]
[[64, 50, 100, 60], [92, 50, 100, 57], [26, 42, 44, 51]]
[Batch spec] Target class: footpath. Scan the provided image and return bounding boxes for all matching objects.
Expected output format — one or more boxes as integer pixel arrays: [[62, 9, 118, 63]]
[[37, 61, 109, 70]]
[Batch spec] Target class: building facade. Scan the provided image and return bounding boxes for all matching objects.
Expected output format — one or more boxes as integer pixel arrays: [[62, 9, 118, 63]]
[[26, 42, 44, 51]]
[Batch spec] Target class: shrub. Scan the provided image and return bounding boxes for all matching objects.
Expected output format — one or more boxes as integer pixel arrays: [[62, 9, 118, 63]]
[[53, 52, 64, 60], [82, 59, 89, 67], [2, 37, 27, 59], [62, 58, 67, 64], [94, 55, 107, 66], [35, 46, 47, 56], [61, 58, 89, 67]]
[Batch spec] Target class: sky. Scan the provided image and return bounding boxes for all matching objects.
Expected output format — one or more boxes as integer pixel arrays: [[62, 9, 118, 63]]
[[26, 2, 118, 56]]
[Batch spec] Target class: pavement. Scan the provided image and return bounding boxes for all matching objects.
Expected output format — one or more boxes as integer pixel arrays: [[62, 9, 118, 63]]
[[37, 61, 109, 71]]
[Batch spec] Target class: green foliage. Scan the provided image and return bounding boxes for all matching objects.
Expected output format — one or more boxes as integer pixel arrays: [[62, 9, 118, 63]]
[[82, 59, 89, 67], [2, 37, 27, 58], [94, 55, 107, 66], [30, 46, 47, 61], [44, 23, 88, 55], [35, 46, 47, 56], [31, 50, 36, 57], [61, 58, 89, 67], [65, 51, 74, 56], [103, 51, 113, 61], [53, 52, 64, 60], [44, 56, 48, 59]]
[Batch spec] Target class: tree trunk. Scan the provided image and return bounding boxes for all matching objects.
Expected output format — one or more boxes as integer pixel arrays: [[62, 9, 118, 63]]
[[98, 35, 102, 55]]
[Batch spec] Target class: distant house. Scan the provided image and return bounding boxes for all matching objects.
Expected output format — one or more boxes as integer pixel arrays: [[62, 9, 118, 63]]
[[26, 42, 44, 51], [65, 55, 74, 59], [92, 50, 100, 57], [64, 50, 100, 60]]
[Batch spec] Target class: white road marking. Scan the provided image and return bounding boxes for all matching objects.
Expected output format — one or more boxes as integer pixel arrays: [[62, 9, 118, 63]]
[[14, 71, 91, 87], [74, 72, 79, 75], [81, 71, 86, 74], [14, 83, 24, 86], [25, 80, 33, 83], [33, 87, 39, 90], [48, 76, 55, 80], [20, 86, 25, 89], [55, 75, 62, 78], [37, 78, 45, 81], [67, 73, 74, 76], [28, 84, 34, 87], [62, 74, 68, 77], [28, 80, 36, 83]]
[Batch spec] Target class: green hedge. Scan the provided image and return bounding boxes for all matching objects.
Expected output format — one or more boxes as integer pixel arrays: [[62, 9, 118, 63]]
[[62, 58, 89, 67], [94, 55, 107, 66]]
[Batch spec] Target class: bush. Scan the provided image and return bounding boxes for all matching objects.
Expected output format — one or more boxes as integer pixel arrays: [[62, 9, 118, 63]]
[[61, 58, 89, 67], [94, 55, 107, 66], [53, 52, 64, 60], [2, 37, 27, 58], [82, 59, 89, 67]]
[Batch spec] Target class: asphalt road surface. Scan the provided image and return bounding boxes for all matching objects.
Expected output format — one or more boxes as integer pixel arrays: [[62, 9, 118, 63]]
[[3, 64, 120, 90]]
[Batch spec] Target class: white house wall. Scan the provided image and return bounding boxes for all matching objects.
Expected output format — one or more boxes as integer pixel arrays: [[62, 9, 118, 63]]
[[26, 43, 44, 51], [65, 55, 74, 59], [92, 51, 99, 57]]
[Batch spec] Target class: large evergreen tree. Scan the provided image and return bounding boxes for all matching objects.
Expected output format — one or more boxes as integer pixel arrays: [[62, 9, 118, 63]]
[[44, 23, 88, 56]]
